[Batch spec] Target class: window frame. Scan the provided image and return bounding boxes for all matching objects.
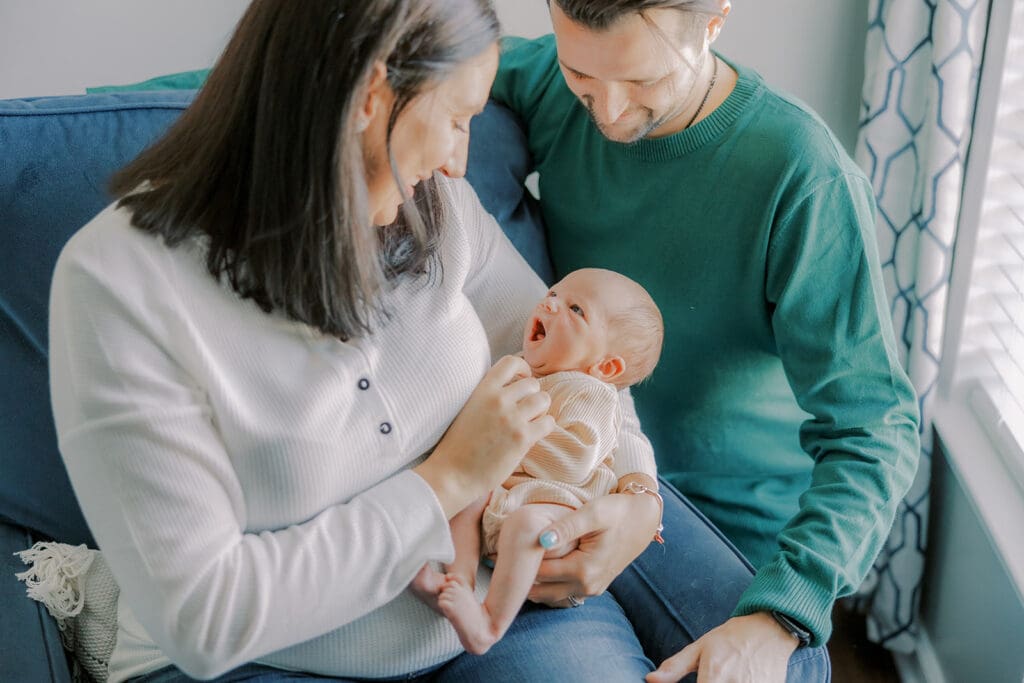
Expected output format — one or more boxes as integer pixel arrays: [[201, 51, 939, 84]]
[[934, 0, 1024, 596]]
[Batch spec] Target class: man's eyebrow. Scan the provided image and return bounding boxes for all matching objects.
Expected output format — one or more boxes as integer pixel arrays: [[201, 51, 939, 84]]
[[557, 59, 667, 84], [558, 59, 585, 74]]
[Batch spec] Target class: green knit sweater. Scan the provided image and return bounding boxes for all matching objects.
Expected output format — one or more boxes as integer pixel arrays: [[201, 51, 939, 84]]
[[492, 35, 921, 645]]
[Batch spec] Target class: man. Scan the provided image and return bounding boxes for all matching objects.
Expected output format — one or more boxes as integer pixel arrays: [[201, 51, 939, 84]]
[[491, 1, 921, 681]]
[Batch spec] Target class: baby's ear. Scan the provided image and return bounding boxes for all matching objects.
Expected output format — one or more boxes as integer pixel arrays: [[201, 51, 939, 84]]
[[588, 356, 625, 384]]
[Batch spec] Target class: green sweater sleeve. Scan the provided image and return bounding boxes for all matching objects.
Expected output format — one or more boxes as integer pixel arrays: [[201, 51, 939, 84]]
[[731, 172, 921, 645], [491, 35, 563, 129]]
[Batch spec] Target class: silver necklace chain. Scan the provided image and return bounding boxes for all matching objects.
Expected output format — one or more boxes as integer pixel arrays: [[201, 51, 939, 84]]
[[684, 54, 719, 129]]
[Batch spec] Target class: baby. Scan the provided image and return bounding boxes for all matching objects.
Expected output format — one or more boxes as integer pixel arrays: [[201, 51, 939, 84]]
[[412, 267, 664, 655]]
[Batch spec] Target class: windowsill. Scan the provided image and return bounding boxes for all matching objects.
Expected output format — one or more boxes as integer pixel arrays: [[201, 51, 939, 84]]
[[932, 386, 1024, 602], [965, 379, 1024, 491]]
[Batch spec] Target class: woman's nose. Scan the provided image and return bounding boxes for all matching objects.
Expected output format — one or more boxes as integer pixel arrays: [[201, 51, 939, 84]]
[[440, 137, 469, 178]]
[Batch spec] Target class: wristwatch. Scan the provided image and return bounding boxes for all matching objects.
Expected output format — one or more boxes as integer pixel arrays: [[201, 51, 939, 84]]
[[770, 610, 812, 648]]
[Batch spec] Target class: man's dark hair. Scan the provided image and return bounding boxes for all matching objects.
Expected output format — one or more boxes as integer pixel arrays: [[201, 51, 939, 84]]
[[549, 0, 723, 31], [110, 0, 500, 340]]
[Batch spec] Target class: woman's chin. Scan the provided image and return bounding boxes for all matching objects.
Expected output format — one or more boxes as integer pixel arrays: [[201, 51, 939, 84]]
[[371, 203, 401, 227]]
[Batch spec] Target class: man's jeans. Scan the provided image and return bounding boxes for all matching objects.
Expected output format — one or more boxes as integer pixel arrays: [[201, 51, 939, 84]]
[[609, 477, 831, 682]]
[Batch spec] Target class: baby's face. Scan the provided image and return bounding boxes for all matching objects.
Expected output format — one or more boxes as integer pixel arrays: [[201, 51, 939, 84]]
[[522, 270, 622, 377]]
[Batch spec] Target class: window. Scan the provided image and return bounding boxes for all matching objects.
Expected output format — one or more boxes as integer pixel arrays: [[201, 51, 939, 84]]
[[946, 0, 1024, 491]]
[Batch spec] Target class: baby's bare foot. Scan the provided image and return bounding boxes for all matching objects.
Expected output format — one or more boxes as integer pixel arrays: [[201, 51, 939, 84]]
[[438, 574, 499, 655], [410, 564, 446, 613]]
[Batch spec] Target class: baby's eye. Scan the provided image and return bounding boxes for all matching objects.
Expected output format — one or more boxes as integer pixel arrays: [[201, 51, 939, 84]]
[[570, 304, 584, 317], [548, 291, 557, 297]]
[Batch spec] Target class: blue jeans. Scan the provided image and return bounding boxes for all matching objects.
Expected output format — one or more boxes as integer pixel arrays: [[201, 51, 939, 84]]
[[134, 480, 829, 683], [608, 477, 831, 683], [132, 594, 652, 682]]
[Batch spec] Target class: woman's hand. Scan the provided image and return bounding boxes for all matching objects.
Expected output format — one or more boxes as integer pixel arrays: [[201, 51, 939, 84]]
[[415, 355, 554, 518], [646, 612, 798, 683], [527, 474, 662, 606]]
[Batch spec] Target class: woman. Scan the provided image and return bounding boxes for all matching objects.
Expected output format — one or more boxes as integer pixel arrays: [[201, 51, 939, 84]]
[[48, 1, 662, 680]]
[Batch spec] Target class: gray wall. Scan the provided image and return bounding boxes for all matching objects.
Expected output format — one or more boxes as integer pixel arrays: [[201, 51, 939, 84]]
[[922, 442, 1024, 683], [0, 1, 250, 98]]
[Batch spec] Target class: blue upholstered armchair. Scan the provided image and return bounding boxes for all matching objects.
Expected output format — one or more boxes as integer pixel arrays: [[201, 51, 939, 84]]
[[0, 90, 550, 682]]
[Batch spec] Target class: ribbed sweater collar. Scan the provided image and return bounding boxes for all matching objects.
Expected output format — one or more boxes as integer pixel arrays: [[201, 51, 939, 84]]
[[621, 55, 763, 162]]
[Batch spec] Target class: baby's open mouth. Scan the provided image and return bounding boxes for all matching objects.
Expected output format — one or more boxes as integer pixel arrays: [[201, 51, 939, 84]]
[[530, 318, 546, 342]]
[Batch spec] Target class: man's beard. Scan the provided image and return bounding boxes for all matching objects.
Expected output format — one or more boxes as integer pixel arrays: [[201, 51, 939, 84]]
[[583, 99, 658, 143], [583, 97, 690, 144]]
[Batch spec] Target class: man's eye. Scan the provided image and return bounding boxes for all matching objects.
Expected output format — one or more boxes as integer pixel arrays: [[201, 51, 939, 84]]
[[570, 304, 584, 316]]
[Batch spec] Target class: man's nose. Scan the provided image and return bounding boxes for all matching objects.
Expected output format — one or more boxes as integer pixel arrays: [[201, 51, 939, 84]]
[[597, 84, 630, 124]]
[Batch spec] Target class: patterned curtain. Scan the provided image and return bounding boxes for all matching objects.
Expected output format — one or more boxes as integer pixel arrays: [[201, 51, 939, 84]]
[[852, 0, 992, 652]]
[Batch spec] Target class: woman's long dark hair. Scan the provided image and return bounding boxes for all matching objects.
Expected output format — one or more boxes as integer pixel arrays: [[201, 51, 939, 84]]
[[110, 0, 499, 339]]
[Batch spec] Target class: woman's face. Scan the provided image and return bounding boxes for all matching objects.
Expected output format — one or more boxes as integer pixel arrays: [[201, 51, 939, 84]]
[[363, 43, 500, 226]]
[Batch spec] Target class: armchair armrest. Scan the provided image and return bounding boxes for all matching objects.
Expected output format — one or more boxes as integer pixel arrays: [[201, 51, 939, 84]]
[[1, 521, 73, 683]]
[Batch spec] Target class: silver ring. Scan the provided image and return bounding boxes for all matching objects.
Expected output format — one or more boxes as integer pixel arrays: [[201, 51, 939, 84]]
[[567, 593, 585, 608]]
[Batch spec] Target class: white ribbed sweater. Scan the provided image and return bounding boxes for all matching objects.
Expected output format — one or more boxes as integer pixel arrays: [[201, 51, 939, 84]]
[[48, 177, 655, 681]]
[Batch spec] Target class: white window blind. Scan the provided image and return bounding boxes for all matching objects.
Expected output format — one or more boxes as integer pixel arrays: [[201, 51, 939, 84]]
[[958, 0, 1024, 490]]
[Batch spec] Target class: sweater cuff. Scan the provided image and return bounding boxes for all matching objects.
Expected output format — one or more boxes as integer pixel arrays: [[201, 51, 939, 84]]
[[731, 555, 835, 647], [369, 470, 455, 566], [612, 444, 657, 480], [612, 390, 658, 480]]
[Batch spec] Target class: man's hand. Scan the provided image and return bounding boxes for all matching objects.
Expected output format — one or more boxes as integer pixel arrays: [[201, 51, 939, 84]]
[[527, 477, 661, 606], [646, 612, 798, 682]]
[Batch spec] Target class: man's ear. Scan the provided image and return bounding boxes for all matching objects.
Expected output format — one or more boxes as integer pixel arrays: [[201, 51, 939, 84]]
[[588, 356, 626, 384], [356, 61, 389, 133], [707, 1, 731, 45]]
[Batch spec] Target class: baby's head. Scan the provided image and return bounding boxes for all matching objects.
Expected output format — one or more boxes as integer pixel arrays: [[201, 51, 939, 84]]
[[522, 268, 663, 389]]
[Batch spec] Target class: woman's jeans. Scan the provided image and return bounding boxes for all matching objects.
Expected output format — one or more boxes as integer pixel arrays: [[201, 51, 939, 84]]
[[133, 595, 653, 682], [134, 479, 830, 683]]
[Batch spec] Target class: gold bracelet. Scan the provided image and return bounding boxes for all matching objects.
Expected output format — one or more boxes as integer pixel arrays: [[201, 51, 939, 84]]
[[623, 481, 665, 544]]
